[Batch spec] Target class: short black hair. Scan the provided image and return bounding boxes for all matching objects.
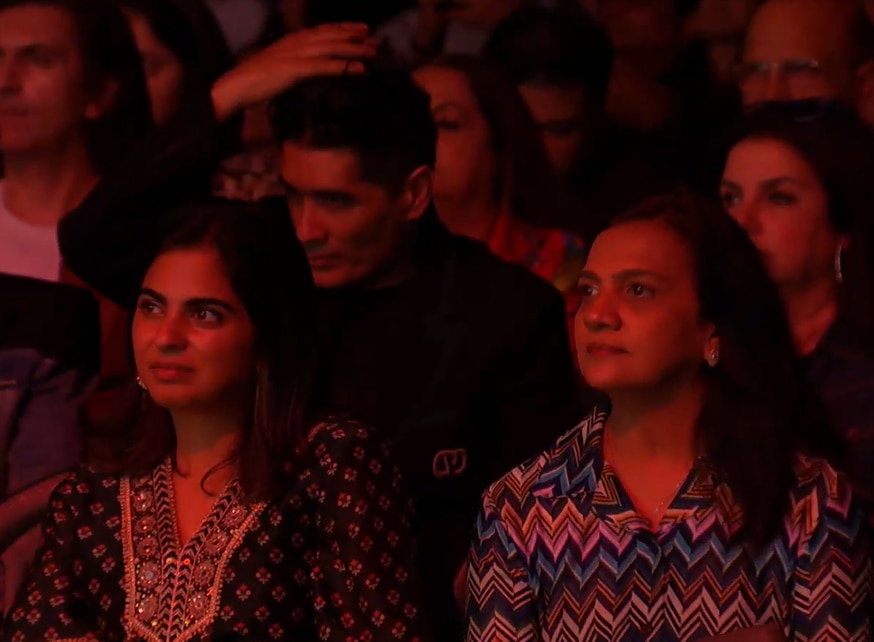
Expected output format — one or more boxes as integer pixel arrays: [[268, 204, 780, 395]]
[[482, 6, 613, 103], [270, 71, 437, 191]]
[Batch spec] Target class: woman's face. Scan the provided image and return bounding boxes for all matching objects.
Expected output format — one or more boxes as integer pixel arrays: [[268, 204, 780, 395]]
[[720, 137, 843, 289], [127, 10, 184, 125], [132, 246, 256, 412], [575, 219, 715, 394], [413, 65, 497, 205]]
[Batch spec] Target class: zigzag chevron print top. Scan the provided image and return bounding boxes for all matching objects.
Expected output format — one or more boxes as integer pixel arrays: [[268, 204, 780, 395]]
[[466, 409, 871, 642]]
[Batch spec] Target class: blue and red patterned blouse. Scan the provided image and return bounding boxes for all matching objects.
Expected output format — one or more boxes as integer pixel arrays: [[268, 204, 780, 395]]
[[1, 421, 427, 642], [467, 409, 871, 642]]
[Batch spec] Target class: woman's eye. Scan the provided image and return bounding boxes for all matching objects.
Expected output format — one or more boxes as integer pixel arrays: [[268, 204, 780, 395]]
[[627, 283, 653, 298]]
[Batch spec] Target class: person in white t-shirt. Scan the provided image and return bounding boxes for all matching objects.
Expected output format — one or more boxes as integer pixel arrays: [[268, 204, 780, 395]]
[[0, 0, 152, 282]]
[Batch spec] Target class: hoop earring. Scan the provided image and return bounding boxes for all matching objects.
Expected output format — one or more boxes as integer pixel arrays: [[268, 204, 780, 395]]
[[835, 244, 844, 284]]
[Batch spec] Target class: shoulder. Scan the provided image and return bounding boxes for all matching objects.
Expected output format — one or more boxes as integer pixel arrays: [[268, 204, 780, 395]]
[[50, 465, 119, 500], [482, 409, 605, 517], [789, 454, 864, 535], [448, 234, 567, 314], [302, 417, 396, 477]]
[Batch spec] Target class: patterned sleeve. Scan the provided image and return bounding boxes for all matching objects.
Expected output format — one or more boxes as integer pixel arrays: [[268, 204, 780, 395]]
[[2, 471, 101, 642], [790, 471, 872, 641], [466, 488, 538, 642], [304, 422, 429, 642]]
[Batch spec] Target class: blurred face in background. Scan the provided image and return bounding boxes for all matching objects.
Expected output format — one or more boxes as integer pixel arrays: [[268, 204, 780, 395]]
[[0, 5, 106, 154], [720, 137, 843, 290], [126, 10, 184, 125], [517, 82, 590, 176], [414, 64, 497, 207], [739, 0, 860, 105]]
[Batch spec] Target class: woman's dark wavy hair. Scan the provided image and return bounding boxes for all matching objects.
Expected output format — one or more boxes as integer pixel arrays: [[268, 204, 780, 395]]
[[117, 0, 241, 146], [94, 198, 317, 502], [726, 100, 874, 349], [421, 54, 576, 230], [611, 190, 844, 544], [0, 0, 153, 173]]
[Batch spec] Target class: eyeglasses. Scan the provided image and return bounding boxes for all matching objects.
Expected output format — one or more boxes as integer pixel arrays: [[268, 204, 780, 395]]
[[733, 59, 826, 85], [741, 97, 857, 122]]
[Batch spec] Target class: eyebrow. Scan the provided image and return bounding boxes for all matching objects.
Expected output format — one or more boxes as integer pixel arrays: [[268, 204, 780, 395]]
[[139, 287, 237, 314], [721, 176, 806, 191], [578, 268, 670, 284]]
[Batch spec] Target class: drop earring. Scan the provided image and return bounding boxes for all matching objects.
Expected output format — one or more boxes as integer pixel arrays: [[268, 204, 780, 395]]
[[834, 244, 844, 284], [136, 375, 148, 391]]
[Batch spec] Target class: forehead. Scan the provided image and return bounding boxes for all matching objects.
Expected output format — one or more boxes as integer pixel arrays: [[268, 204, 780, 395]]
[[143, 247, 236, 298], [724, 138, 818, 182], [744, 1, 849, 62], [414, 66, 477, 112], [0, 5, 78, 49], [517, 83, 587, 119], [280, 143, 368, 188], [586, 220, 695, 280]]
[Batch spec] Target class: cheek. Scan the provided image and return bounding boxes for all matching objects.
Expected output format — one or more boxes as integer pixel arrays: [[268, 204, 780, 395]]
[[329, 207, 400, 263], [193, 332, 256, 385]]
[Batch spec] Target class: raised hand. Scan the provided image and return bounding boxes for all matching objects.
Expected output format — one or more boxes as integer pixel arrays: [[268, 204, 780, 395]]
[[211, 23, 378, 121]]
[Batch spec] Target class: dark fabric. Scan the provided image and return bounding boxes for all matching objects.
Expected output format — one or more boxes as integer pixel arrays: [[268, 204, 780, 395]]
[[57, 101, 584, 642], [806, 320, 874, 502], [0, 274, 100, 373], [1, 421, 427, 642]]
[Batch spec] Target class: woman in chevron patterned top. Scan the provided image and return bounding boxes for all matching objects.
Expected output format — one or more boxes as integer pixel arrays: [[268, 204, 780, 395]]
[[466, 190, 870, 642]]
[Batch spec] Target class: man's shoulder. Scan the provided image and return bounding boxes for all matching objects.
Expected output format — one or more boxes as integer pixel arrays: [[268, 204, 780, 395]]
[[445, 233, 564, 308]]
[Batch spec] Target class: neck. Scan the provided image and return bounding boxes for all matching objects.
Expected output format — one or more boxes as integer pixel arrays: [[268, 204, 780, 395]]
[[606, 374, 704, 463], [434, 193, 501, 243], [2, 143, 98, 226], [171, 405, 246, 486], [780, 279, 838, 356]]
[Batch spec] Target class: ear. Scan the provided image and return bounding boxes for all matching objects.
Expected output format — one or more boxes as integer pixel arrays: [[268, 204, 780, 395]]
[[701, 324, 720, 367], [83, 78, 120, 120], [400, 166, 433, 222], [854, 60, 874, 125]]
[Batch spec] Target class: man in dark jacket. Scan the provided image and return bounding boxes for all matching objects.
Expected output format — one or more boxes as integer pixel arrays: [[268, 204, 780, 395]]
[[58, 68, 583, 641]]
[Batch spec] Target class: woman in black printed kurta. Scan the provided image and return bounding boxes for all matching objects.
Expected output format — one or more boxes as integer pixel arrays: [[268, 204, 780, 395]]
[[1, 201, 427, 642]]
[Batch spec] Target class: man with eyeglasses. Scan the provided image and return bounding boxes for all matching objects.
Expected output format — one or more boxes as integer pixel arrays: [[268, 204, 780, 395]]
[[738, 0, 874, 126]]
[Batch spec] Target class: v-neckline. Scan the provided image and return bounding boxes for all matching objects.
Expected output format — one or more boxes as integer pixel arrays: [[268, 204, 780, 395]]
[[160, 459, 238, 555], [121, 459, 267, 642]]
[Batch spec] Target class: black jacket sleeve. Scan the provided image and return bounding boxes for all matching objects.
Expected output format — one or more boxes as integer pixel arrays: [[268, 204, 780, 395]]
[[489, 286, 584, 478]]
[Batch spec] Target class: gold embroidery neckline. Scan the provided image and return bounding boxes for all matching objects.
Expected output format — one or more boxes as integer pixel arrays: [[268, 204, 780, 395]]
[[120, 459, 266, 642]]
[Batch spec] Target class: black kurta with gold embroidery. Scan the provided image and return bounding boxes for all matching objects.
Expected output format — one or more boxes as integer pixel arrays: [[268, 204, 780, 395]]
[[1, 421, 427, 642]]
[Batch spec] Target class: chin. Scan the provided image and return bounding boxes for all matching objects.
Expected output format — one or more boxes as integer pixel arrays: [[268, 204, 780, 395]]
[[146, 386, 202, 411], [578, 363, 636, 393], [311, 268, 358, 289]]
